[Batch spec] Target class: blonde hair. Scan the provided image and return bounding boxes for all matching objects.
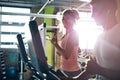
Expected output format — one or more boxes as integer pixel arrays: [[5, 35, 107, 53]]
[[62, 8, 80, 24]]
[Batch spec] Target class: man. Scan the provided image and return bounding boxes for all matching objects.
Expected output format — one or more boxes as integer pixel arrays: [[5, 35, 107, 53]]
[[78, 0, 120, 80]]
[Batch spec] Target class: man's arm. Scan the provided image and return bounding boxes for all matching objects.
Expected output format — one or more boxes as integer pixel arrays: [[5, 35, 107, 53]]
[[97, 65, 120, 80], [78, 57, 120, 80]]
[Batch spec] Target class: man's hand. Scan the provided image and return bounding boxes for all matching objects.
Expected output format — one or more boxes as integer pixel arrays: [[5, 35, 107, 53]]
[[86, 56, 99, 74]]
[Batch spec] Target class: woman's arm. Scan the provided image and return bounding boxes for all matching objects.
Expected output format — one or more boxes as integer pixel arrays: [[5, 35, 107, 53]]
[[51, 34, 68, 59], [51, 31, 79, 59]]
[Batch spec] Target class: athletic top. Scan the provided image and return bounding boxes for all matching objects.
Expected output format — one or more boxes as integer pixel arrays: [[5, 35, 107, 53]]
[[94, 24, 120, 70], [60, 30, 80, 71]]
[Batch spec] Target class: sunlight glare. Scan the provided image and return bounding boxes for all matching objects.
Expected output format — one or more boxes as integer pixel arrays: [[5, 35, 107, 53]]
[[74, 20, 103, 49]]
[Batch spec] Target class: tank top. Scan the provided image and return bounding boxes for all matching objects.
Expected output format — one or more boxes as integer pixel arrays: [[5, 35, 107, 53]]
[[60, 31, 80, 72]]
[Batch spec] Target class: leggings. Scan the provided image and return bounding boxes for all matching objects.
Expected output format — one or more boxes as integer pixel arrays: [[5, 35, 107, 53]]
[[62, 69, 81, 78]]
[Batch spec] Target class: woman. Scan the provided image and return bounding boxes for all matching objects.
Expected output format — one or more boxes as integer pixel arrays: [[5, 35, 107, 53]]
[[51, 8, 81, 79]]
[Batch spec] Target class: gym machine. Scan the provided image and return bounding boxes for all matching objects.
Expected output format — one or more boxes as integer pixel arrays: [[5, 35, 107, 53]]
[[17, 20, 93, 80], [17, 21, 61, 80], [28, 20, 86, 80]]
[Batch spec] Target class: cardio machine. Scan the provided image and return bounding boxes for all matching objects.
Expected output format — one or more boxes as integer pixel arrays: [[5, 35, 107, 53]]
[[17, 20, 85, 80]]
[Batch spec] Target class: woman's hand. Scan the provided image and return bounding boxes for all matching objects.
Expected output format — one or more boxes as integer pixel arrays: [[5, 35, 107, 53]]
[[51, 34, 58, 46], [78, 47, 81, 53]]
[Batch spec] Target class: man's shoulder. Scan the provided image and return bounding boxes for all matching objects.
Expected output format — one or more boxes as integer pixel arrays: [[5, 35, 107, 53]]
[[112, 24, 120, 31], [103, 24, 120, 38]]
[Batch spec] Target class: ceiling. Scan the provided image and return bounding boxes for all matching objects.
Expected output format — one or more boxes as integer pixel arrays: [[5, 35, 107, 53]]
[[0, 0, 91, 12]]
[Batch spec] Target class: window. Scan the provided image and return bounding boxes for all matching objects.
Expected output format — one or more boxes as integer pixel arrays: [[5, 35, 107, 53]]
[[0, 7, 30, 48]]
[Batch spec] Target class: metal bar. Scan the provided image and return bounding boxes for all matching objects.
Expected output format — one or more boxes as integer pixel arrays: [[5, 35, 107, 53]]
[[0, 11, 58, 19], [43, 23, 46, 54], [32, 0, 50, 20], [77, 2, 90, 9], [0, 21, 25, 26]]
